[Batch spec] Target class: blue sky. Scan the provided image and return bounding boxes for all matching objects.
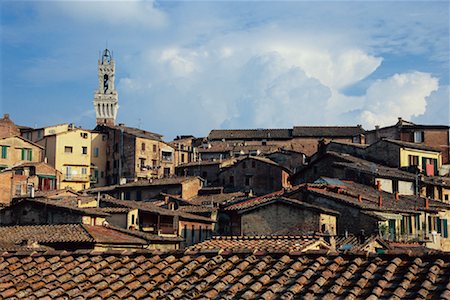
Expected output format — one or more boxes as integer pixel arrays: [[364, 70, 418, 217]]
[[1, 1, 449, 140]]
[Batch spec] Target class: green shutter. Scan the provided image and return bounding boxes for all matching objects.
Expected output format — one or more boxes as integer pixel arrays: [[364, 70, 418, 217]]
[[443, 219, 448, 238], [29, 150, 32, 161], [1, 146, 6, 159], [437, 217, 442, 233], [421, 157, 427, 174], [433, 159, 438, 176], [21, 148, 25, 160]]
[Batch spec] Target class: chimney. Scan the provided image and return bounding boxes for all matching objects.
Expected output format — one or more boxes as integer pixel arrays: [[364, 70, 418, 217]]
[[375, 125, 380, 139], [97, 192, 100, 207], [425, 197, 429, 209], [378, 194, 383, 208], [376, 180, 381, 191], [3, 114, 10, 120], [358, 194, 362, 203], [164, 195, 169, 205], [395, 192, 399, 201]]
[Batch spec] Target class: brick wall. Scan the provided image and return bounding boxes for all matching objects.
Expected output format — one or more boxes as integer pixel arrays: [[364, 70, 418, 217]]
[[0, 114, 20, 139], [240, 202, 321, 235]]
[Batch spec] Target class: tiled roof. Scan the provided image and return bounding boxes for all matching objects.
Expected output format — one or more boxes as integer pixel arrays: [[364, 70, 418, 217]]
[[26, 197, 109, 217], [378, 138, 442, 152], [188, 191, 246, 206], [0, 224, 94, 244], [292, 126, 364, 137], [102, 124, 163, 141], [335, 235, 390, 252], [188, 235, 331, 252], [208, 128, 292, 140], [100, 198, 215, 223], [85, 176, 201, 193], [82, 225, 147, 245], [1, 250, 450, 299], [296, 180, 450, 214], [224, 195, 339, 216], [0, 224, 179, 248]]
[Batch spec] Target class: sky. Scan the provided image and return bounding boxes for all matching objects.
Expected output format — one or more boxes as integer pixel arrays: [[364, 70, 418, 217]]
[[1, 1, 449, 140]]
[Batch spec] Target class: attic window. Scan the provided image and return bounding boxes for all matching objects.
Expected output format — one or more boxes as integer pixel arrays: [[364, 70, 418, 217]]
[[414, 131, 424, 143]]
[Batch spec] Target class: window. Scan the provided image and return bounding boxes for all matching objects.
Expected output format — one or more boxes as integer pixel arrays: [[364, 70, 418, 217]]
[[183, 225, 187, 239], [392, 180, 399, 193], [164, 168, 170, 177], [136, 191, 142, 201], [245, 175, 253, 186], [64, 146, 73, 153], [81, 168, 87, 175], [408, 155, 419, 166], [21, 149, 32, 161], [153, 145, 157, 152], [37, 131, 42, 139], [445, 195, 449, 202], [162, 151, 173, 161], [94, 147, 99, 157], [141, 143, 146, 151], [131, 214, 135, 225], [139, 158, 146, 170], [100, 171, 104, 178], [152, 160, 157, 167], [1, 146, 8, 159], [66, 166, 72, 179], [82, 146, 88, 155], [414, 131, 424, 143], [181, 153, 185, 163]]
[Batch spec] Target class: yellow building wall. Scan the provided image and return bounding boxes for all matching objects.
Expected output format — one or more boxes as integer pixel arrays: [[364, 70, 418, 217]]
[[42, 129, 92, 191], [91, 132, 108, 187], [0, 136, 43, 168], [399, 148, 441, 169]]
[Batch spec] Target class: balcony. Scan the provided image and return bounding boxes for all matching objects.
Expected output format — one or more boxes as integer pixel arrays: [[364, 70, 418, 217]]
[[64, 174, 90, 182]]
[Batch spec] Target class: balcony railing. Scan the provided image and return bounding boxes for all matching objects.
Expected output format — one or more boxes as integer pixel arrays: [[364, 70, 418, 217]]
[[64, 174, 90, 182]]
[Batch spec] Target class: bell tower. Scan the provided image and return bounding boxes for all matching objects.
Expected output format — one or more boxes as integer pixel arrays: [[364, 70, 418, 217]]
[[94, 49, 118, 126]]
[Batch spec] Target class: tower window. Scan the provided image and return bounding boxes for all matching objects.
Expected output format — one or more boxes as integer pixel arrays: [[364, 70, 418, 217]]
[[103, 74, 109, 93]]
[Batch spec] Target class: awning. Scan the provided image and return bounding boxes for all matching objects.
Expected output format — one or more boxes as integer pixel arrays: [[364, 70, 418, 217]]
[[372, 211, 403, 220], [37, 175, 56, 179]]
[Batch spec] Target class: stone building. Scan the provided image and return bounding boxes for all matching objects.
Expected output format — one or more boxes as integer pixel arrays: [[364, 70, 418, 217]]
[[0, 135, 44, 172], [207, 126, 365, 157], [220, 194, 338, 236], [365, 118, 450, 164], [218, 156, 291, 195], [287, 180, 450, 251], [365, 138, 442, 174], [175, 158, 236, 186], [94, 124, 175, 184], [86, 176, 203, 201]]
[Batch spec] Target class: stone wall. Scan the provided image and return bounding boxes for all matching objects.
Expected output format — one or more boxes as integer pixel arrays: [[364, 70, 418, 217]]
[[239, 202, 321, 235]]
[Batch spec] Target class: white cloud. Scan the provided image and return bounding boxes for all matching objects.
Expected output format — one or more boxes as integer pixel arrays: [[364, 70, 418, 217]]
[[357, 72, 439, 128], [48, 0, 167, 28]]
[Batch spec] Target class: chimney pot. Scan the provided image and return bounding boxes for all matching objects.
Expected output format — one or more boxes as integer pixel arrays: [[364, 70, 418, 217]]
[[358, 194, 362, 203], [425, 197, 429, 209], [395, 192, 399, 201], [378, 194, 383, 208]]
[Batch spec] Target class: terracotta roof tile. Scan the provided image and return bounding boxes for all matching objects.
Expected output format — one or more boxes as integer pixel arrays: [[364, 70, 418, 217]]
[[1, 250, 450, 298]]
